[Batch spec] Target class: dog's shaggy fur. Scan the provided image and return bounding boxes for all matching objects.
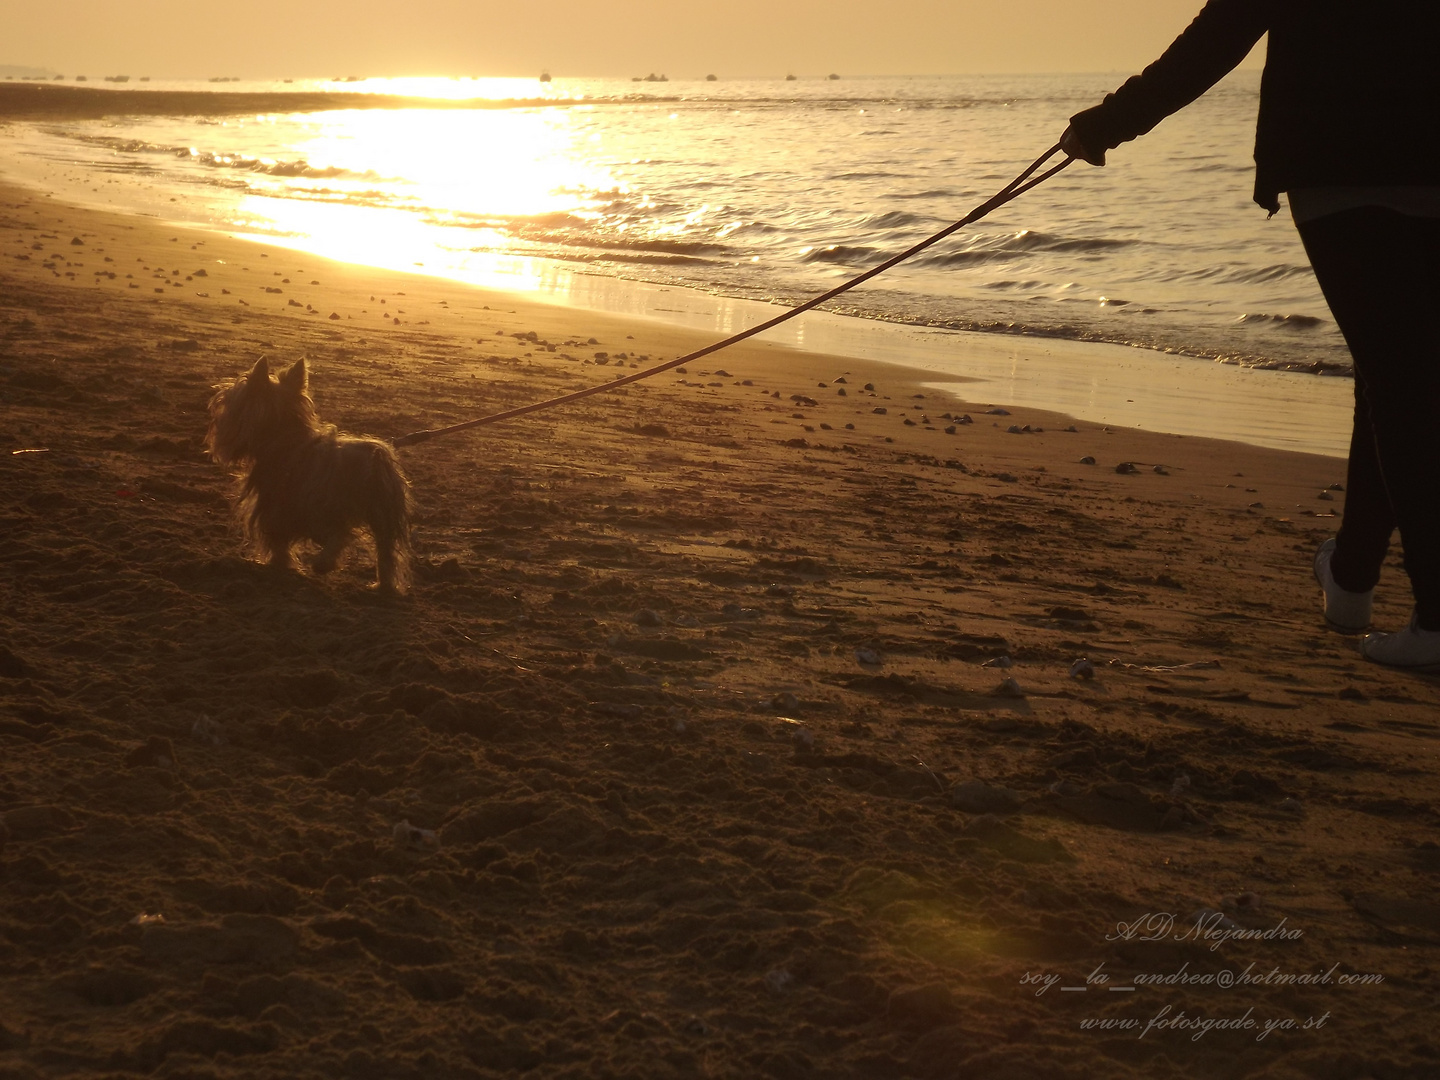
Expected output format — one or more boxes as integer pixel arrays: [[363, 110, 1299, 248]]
[[207, 357, 411, 591]]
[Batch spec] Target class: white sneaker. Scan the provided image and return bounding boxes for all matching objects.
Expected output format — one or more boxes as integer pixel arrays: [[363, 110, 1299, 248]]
[[1361, 613, 1440, 669], [1313, 537, 1373, 632]]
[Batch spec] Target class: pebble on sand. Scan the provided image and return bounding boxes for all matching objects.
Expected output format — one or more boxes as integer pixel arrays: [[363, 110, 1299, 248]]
[[393, 820, 439, 849], [191, 715, 225, 745], [763, 968, 795, 994]]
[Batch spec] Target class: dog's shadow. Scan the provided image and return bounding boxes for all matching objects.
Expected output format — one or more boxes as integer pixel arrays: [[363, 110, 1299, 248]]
[[192, 553, 413, 625]]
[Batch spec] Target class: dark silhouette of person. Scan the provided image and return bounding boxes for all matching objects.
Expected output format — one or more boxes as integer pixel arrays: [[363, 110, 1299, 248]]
[[1060, 0, 1440, 667]]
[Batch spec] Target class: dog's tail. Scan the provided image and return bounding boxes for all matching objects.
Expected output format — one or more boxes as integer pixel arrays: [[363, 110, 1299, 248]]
[[370, 442, 413, 593]]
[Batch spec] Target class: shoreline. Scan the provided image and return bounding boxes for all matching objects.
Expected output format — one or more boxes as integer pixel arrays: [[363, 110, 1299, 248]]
[[4, 177, 1439, 1078], [511, 269, 1354, 459], [0, 155, 1352, 458], [0, 171, 1350, 458]]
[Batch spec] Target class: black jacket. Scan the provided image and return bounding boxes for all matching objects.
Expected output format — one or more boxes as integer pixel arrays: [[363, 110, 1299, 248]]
[[1068, 0, 1440, 212]]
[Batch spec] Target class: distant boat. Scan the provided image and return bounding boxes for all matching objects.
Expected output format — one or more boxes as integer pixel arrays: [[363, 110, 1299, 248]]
[[706, 73, 717, 81], [636, 72, 668, 82], [104, 75, 130, 83], [828, 73, 841, 80], [139, 76, 150, 82], [539, 71, 552, 83], [785, 74, 797, 81], [75, 75, 87, 82]]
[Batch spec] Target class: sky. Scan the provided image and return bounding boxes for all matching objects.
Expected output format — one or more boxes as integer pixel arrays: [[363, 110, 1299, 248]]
[[4, 0, 1259, 81]]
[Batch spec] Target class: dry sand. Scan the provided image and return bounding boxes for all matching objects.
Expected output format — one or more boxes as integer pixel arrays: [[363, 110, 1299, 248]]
[[2, 177, 1439, 1079]]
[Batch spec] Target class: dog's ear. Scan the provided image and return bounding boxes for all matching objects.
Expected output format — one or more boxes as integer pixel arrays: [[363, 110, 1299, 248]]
[[246, 356, 271, 384], [279, 358, 309, 394]]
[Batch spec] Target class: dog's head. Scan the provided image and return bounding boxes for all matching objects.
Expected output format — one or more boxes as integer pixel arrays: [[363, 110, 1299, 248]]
[[206, 357, 317, 464]]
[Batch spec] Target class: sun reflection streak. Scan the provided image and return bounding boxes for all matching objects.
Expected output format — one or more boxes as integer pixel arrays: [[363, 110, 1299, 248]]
[[228, 196, 559, 294], [218, 106, 624, 294]]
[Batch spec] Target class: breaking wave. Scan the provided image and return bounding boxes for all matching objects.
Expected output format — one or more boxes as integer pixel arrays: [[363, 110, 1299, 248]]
[[1235, 312, 1327, 329], [64, 132, 379, 180]]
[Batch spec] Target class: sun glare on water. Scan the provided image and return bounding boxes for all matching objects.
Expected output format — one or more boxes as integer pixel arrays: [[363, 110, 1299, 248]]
[[226, 104, 618, 291]]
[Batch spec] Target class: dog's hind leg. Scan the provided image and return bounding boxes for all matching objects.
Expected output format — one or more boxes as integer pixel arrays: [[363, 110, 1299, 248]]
[[363, 444, 411, 594], [261, 531, 296, 572], [370, 514, 410, 594], [373, 538, 400, 593], [311, 531, 353, 576]]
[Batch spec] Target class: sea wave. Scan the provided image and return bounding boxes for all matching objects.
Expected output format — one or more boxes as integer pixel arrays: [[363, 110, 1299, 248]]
[[62, 131, 380, 180], [1223, 263, 1314, 285], [920, 230, 1136, 264], [1235, 312, 1327, 329], [861, 210, 927, 229], [1161, 262, 1314, 286], [1002, 230, 1135, 252], [801, 244, 881, 264], [830, 171, 909, 181], [884, 189, 958, 200], [592, 238, 726, 256], [588, 252, 716, 265]]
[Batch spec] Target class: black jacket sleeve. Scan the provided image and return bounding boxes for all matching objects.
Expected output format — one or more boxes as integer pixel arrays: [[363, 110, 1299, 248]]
[[1068, 0, 1273, 163]]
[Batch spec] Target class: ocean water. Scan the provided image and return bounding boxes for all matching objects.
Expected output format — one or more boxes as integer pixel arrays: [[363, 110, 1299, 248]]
[[1, 72, 1348, 377]]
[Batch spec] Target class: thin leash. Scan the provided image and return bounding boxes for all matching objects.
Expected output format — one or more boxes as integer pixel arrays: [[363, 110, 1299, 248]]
[[393, 143, 1074, 449]]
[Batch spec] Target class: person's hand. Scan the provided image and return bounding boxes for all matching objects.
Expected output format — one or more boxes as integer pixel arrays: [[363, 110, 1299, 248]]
[[1060, 124, 1106, 166]]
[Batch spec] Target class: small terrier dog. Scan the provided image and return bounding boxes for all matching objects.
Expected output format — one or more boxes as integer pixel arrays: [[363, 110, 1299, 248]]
[[207, 357, 411, 591]]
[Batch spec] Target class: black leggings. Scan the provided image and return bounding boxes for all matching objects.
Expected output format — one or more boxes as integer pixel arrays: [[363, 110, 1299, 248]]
[[1296, 208, 1440, 630]]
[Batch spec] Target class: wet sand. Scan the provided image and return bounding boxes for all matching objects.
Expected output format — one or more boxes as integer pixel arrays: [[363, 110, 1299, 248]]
[[3, 179, 1439, 1079], [510, 275, 1355, 459]]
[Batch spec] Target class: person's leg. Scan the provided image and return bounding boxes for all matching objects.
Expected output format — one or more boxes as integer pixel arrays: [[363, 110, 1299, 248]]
[[1297, 209, 1440, 639], [1310, 366, 1385, 631], [1331, 372, 1393, 593]]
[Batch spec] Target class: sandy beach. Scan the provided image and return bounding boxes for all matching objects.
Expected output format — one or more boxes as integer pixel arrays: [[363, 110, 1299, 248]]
[[3, 173, 1439, 1080]]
